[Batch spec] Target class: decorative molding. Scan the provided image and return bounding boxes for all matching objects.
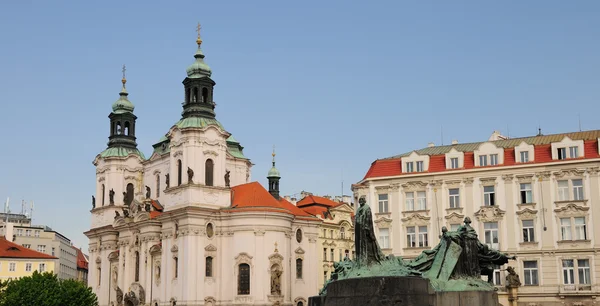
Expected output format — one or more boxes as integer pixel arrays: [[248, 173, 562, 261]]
[[444, 180, 462, 188], [515, 174, 535, 183], [474, 206, 506, 222], [516, 208, 538, 220], [554, 203, 589, 217], [173, 150, 183, 158], [401, 213, 431, 226], [124, 175, 137, 181], [553, 168, 585, 178], [374, 216, 393, 228], [462, 177, 474, 186], [171, 245, 178, 253], [535, 171, 552, 180], [203, 150, 219, 157], [254, 229, 266, 236], [205, 244, 217, 252], [587, 166, 600, 176], [149, 244, 162, 255], [374, 185, 390, 191], [390, 183, 401, 191], [235, 252, 253, 266], [429, 180, 443, 188], [401, 181, 429, 191], [479, 177, 497, 186], [501, 174, 514, 182], [98, 177, 106, 182], [444, 212, 465, 224], [152, 169, 161, 175], [268, 252, 284, 268], [294, 247, 305, 255]]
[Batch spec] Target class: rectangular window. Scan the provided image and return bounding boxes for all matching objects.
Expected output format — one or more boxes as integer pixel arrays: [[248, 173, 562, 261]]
[[574, 217, 587, 240], [522, 220, 535, 242], [416, 161, 424, 172], [578, 259, 591, 285], [450, 224, 460, 231], [323, 229, 326, 237], [16, 229, 22, 236], [23, 244, 31, 248], [406, 162, 414, 173], [493, 268, 502, 286], [523, 261, 538, 285], [520, 183, 533, 204], [479, 155, 488, 166], [323, 271, 328, 284], [330, 249, 334, 261], [572, 179, 584, 200], [416, 191, 427, 210], [339, 249, 343, 261], [405, 192, 415, 211], [52, 248, 55, 256], [418, 226, 428, 247], [558, 180, 569, 201], [37, 245, 46, 253], [330, 230, 333, 238], [406, 226, 416, 248], [378, 194, 389, 213], [323, 248, 327, 261], [34, 230, 40, 237], [520, 151, 529, 163], [490, 154, 498, 166], [484, 222, 499, 249], [450, 157, 459, 169], [483, 186, 495, 206], [25, 263, 32, 272], [378, 228, 390, 249], [448, 188, 460, 208], [562, 259, 575, 285], [9, 263, 16, 272], [558, 147, 567, 160], [26, 230, 31, 237], [560, 218, 572, 240], [569, 146, 579, 158]]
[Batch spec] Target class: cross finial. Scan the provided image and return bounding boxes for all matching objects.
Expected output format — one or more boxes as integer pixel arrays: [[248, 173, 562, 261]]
[[121, 64, 127, 86], [196, 22, 202, 46], [272, 145, 276, 165]]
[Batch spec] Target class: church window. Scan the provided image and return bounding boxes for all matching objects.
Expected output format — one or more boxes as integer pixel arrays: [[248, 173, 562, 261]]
[[340, 227, 345, 239], [174, 257, 179, 279], [156, 174, 160, 197], [296, 258, 303, 279], [193, 87, 198, 102], [134, 251, 140, 282], [97, 265, 101, 286], [124, 121, 130, 136], [205, 256, 213, 277], [205, 159, 214, 186], [126, 183, 134, 206], [101, 184, 105, 206], [202, 87, 208, 103], [186, 88, 190, 103], [116, 121, 122, 135], [177, 160, 182, 186], [238, 263, 250, 295]]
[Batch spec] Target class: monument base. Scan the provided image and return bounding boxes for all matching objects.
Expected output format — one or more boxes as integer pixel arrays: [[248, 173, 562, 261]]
[[309, 276, 499, 306]]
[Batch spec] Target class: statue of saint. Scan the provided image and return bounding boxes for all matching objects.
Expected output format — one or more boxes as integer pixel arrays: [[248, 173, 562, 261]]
[[109, 189, 115, 205], [187, 167, 194, 184], [165, 173, 170, 188], [122, 192, 127, 205], [354, 196, 384, 265], [145, 186, 151, 199], [92, 195, 95, 209], [270, 267, 283, 295], [224, 170, 231, 187], [505, 266, 522, 288], [114, 210, 121, 219]]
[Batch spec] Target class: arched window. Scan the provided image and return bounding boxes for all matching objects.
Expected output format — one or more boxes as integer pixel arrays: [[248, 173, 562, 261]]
[[297, 302, 304, 306], [340, 227, 345, 239], [101, 184, 105, 206], [126, 183, 134, 206], [177, 160, 182, 186], [296, 258, 303, 279], [202, 87, 208, 103], [205, 256, 213, 277], [134, 251, 140, 282], [205, 159, 214, 186], [238, 263, 250, 295], [186, 88, 190, 103], [124, 122, 130, 136], [116, 121, 122, 135], [156, 174, 160, 197], [174, 257, 179, 279], [193, 87, 198, 102], [97, 265, 101, 286]]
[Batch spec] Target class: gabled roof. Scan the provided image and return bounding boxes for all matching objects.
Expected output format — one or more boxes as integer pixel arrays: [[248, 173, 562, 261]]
[[296, 195, 340, 208], [230, 182, 319, 221], [74, 247, 89, 270], [0, 237, 57, 260]]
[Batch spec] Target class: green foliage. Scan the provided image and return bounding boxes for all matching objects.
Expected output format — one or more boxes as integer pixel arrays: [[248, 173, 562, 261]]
[[0, 271, 98, 306]]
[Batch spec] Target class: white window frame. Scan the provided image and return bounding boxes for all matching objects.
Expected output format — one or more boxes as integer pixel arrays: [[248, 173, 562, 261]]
[[572, 179, 584, 201], [558, 180, 569, 201], [416, 191, 427, 210], [522, 220, 535, 242], [569, 146, 579, 158], [448, 188, 460, 208], [378, 194, 389, 213], [418, 226, 428, 247], [562, 259, 575, 286], [574, 217, 587, 240], [445, 148, 464, 170], [483, 186, 495, 206], [479, 155, 488, 167], [406, 162, 414, 173], [39, 263, 46, 273], [450, 157, 459, 169], [9, 262, 16, 272], [406, 226, 428, 248], [523, 261, 539, 286], [551, 137, 584, 160], [557, 147, 567, 160], [560, 218, 572, 240], [416, 161, 424, 172], [378, 228, 390, 249], [405, 192, 415, 211], [406, 227, 416, 248], [520, 151, 529, 163], [520, 183, 533, 204], [484, 222, 499, 249], [490, 154, 498, 166], [577, 259, 591, 285], [25, 263, 32, 272]]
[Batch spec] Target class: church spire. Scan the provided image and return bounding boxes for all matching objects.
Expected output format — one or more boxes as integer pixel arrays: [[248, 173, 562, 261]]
[[268, 146, 281, 200], [107, 65, 138, 150]]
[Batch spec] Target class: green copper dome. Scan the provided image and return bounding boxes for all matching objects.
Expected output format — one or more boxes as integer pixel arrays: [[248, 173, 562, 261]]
[[112, 86, 135, 114], [186, 46, 212, 78], [268, 166, 281, 178]]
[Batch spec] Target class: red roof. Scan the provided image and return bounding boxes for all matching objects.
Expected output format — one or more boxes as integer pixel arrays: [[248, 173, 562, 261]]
[[0, 237, 57, 260], [74, 247, 88, 270], [230, 182, 318, 220], [296, 195, 340, 208]]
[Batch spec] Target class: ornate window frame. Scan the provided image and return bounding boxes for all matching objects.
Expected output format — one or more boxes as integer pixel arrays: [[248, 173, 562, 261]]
[[445, 148, 464, 169], [402, 151, 430, 173]]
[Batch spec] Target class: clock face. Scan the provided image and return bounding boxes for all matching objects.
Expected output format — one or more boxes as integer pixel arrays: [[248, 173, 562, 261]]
[[296, 229, 302, 243]]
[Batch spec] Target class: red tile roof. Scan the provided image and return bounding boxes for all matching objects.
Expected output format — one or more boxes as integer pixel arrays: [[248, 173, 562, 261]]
[[230, 182, 318, 220], [0, 237, 57, 260], [296, 195, 340, 208], [363, 133, 600, 180], [74, 247, 88, 270]]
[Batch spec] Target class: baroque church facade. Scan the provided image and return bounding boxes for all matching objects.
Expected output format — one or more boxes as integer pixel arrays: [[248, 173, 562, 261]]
[[85, 31, 321, 306]]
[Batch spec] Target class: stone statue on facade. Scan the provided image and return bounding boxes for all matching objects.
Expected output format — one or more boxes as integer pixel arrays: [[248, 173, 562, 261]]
[[124, 290, 139, 306], [92, 195, 95, 209], [187, 167, 194, 184], [114, 211, 121, 219], [122, 209, 130, 218], [354, 196, 385, 265], [109, 189, 115, 205], [122, 192, 127, 205], [225, 170, 231, 187], [165, 173, 170, 188], [505, 266, 521, 288], [116, 286, 123, 305], [145, 186, 151, 199], [270, 266, 283, 295]]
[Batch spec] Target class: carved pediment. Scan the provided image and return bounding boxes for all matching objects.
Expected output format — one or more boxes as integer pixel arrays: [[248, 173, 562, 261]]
[[268, 252, 284, 267], [553, 168, 585, 178], [374, 216, 393, 228], [444, 212, 465, 224], [516, 208, 538, 220], [235, 252, 253, 265], [429, 180, 443, 188], [554, 203, 589, 217], [444, 180, 462, 188], [462, 177, 474, 185], [205, 244, 217, 252], [479, 177, 497, 185], [295, 247, 305, 255], [587, 167, 599, 175], [501, 174, 514, 182], [401, 181, 429, 191], [401, 213, 431, 226], [171, 245, 178, 253], [108, 250, 119, 261], [474, 206, 506, 222], [516, 174, 535, 183], [375, 185, 390, 191], [149, 244, 162, 255]]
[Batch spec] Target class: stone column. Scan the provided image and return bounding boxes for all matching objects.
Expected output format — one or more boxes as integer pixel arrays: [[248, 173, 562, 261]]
[[502, 174, 517, 252]]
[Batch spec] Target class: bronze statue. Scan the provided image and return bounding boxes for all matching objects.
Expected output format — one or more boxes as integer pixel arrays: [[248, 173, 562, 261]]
[[116, 286, 123, 305], [145, 186, 151, 199], [225, 170, 231, 187], [92, 195, 95, 209], [270, 267, 283, 295], [109, 189, 115, 205], [354, 196, 384, 265], [165, 173, 170, 188], [505, 266, 521, 288], [187, 167, 194, 184]]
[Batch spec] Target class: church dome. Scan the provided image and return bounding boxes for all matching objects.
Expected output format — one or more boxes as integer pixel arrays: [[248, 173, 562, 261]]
[[186, 47, 212, 78], [268, 166, 281, 178], [112, 78, 134, 114]]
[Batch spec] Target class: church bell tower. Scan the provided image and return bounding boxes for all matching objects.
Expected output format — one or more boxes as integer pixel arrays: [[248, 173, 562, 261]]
[[182, 23, 216, 119]]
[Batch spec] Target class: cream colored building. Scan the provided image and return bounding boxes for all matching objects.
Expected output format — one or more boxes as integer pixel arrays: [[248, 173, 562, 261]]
[[0, 237, 57, 280], [353, 130, 600, 306]]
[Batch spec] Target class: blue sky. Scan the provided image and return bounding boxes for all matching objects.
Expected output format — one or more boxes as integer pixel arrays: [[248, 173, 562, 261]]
[[0, 1, 599, 248]]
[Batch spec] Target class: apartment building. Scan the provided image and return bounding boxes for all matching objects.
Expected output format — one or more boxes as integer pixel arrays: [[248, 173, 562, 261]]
[[353, 130, 600, 306]]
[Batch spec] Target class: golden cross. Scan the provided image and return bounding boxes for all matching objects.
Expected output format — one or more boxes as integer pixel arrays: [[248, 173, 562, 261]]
[[196, 22, 202, 39], [122, 64, 126, 79]]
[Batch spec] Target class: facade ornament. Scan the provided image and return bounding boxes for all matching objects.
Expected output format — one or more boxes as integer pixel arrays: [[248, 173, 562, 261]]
[[553, 168, 585, 178], [116, 287, 124, 305], [401, 213, 431, 226], [462, 177, 474, 186], [554, 203, 589, 217], [374, 216, 393, 228], [109, 189, 115, 205], [505, 266, 522, 288], [474, 206, 506, 222], [535, 171, 552, 180], [501, 174, 514, 182], [187, 167, 194, 184], [516, 208, 538, 220], [586, 166, 600, 176], [479, 177, 497, 186], [270, 265, 283, 296], [444, 212, 465, 224], [515, 174, 534, 183], [224, 170, 231, 187], [401, 181, 429, 191], [235, 252, 253, 266]]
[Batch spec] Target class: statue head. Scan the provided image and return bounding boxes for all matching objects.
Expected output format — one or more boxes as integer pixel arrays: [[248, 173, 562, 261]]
[[464, 217, 472, 225], [507, 266, 515, 274], [441, 226, 448, 233], [359, 196, 366, 206]]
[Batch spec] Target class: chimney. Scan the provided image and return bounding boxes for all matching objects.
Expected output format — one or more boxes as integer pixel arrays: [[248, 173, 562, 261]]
[[5, 223, 13, 241], [451, 140, 458, 145], [428, 142, 435, 148]]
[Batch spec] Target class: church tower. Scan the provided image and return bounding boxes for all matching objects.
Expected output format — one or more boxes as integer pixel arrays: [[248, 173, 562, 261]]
[[182, 23, 216, 119], [267, 148, 281, 199], [108, 66, 138, 149]]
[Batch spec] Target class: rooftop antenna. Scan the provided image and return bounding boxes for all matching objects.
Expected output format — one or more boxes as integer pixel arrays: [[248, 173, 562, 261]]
[[440, 125, 444, 146], [21, 199, 25, 215], [507, 124, 510, 138], [578, 113, 582, 132], [30, 200, 34, 223]]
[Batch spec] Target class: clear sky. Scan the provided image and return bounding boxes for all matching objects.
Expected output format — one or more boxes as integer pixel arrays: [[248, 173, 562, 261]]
[[0, 1, 599, 248]]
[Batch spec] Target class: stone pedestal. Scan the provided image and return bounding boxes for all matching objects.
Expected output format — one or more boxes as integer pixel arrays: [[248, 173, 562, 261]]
[[309, 277, 499, 306]]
